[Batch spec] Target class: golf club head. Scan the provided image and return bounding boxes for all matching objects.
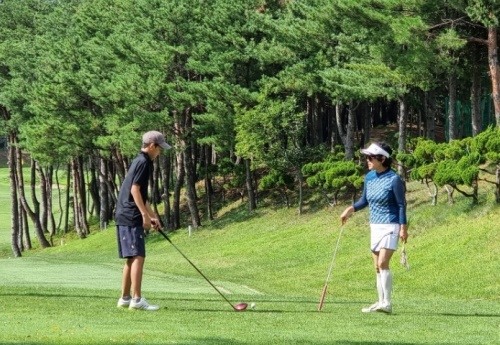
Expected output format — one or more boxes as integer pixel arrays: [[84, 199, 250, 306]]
[[233, 303, 248, 311], [400, 245, 410, 271]]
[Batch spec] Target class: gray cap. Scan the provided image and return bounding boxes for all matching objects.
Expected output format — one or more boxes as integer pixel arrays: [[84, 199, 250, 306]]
[[142, 131, 171, 149]]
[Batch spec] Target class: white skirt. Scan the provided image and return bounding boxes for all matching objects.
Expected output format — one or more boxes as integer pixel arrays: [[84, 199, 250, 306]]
[[370, 224, 400, 252]]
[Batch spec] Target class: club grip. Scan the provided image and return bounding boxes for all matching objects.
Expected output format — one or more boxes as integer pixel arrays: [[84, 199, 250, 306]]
[[317, 284, 328, 311]]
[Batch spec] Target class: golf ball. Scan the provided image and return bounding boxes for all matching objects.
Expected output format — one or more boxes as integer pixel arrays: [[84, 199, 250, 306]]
[[250, 302, 256, 309]]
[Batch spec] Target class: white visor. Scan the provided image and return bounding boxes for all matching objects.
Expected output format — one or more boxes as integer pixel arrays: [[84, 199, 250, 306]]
[[360, 143, 390, 158]]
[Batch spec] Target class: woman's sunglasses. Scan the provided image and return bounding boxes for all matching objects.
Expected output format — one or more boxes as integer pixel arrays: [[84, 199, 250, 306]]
[[366, 155, 383, 161]]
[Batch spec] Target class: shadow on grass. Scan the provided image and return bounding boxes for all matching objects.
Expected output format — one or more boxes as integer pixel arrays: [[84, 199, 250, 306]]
[[0, 290, 364, 313], [4, 290, 498, 318], [0, 340, 449, 345], [411, 311, 500, 318]]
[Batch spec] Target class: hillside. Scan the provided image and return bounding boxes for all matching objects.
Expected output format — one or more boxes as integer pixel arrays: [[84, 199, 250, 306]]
[[3, 178, 498, 301], [1, 169, 498, 344]]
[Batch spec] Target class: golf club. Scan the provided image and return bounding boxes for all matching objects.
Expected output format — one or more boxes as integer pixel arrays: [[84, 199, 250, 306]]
[[317, 225, 345, 311], [157, 228, 248, 312], [400, 243, 410, 271]]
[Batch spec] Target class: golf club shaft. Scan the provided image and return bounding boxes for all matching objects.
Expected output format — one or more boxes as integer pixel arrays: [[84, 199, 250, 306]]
[[157, 229, 237, 310], [325, 225, 344, 282], [317, 225, 345, 311]]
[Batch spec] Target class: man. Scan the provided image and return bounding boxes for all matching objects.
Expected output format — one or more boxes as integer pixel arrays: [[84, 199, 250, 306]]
[[115, 131, 171, 311]]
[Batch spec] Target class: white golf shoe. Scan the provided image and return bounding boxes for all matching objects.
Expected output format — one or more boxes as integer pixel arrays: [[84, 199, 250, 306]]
[[117, 297, 131, 308], [377, 302, 392, 314], [361, 302, 380, 313], [129, 297, 160, 311]]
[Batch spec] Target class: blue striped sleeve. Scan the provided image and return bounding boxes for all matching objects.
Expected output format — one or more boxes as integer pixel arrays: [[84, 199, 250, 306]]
[[392, 175, 407, 224], [353, 179, 368, 211]]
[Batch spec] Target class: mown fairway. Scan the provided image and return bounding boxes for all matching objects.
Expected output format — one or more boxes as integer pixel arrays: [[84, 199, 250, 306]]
[[0, 169, 499, 344]]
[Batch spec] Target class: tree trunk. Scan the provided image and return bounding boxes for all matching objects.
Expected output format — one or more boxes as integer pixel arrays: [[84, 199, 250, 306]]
[[336, 102, 356, 159], [448, 73, 457, 141], [496, 164, 500, 203], [99, 156, 110, 229], [204, 145, 214, 221], [361, 102, 371, 149], [37, 164, 56, 238], [336, 103, 346, 146], [297, 169, 304, 215], [182, 108, 201, 229], [161, 154, 172, 229], [34, 161, 49, 235], [55, 166, 64, 230], [29, 159, 43, 231], [15, 146, 50, 248], [21, 207, 31, 250], [72, 157, 89, 238], [112, 147, 127, 186], [425, 179, 438, 206], [104, 158, 117, 218], [372, 100, 382, 126], [45, 166, 56, 236], [306, 98, 312, 145], [313, 96, 322, 145], [472, 179, 478, 204], [172, 149, 184, 230], [72, 159, 82, 237], [398, 96, 408, 176], [424, 91, 436, 141], [487, 26, 500, 128], [328, 101, 339, 150], [245, 158, 257, 211], [345, 102, 355, 160], [78, 157, 88, 229], [64, 163, 71, 233], [88, 157, 100, 220], [471, 45, 482, 136], [445, 185, 454, 204], [8, 133, 22, 257], [184, 147, 201, 229], [151, 158, 162, 217]]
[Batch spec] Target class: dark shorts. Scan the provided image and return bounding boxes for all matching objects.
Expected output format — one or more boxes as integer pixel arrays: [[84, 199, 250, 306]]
[[117, 225, 146, 258]]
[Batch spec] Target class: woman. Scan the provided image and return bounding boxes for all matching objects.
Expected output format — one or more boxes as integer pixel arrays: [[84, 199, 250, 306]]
[[340, 142, 408, 314]]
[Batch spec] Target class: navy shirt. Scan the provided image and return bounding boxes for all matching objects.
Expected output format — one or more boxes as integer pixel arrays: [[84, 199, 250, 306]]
[[353, 169, 407, 225], [115, 151, 152, 226]]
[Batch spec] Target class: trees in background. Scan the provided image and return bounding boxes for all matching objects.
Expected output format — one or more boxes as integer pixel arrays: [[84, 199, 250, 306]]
[[399, 126, 500, 204], [0, 0, 499, 256]]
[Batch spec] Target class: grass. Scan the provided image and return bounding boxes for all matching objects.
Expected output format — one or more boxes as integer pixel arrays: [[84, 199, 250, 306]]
[[0, 165, 499, 344], [2, 288, 496, 345], [0, 166, 12, 250]]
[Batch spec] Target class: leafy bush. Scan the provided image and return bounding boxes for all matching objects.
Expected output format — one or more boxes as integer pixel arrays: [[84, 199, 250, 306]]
[[302, 159, 363, 205]]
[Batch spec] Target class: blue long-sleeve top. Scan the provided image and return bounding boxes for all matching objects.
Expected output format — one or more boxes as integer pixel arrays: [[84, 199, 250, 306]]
[[353, 169, 407, 225]]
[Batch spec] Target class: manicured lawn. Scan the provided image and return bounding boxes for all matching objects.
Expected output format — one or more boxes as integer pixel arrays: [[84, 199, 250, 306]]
[[0, 172, 499, 344], [1, 277, 498, 344]]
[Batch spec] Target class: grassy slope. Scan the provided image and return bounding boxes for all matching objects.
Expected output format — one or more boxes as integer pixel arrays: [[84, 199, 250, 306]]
[[0, 162, 11, 248], [0, 166, 499, 344]]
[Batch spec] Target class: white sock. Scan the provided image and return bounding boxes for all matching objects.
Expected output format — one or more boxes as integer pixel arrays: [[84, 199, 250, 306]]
[[376, 273, 384, 304], [380, 269, 393, 305]]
